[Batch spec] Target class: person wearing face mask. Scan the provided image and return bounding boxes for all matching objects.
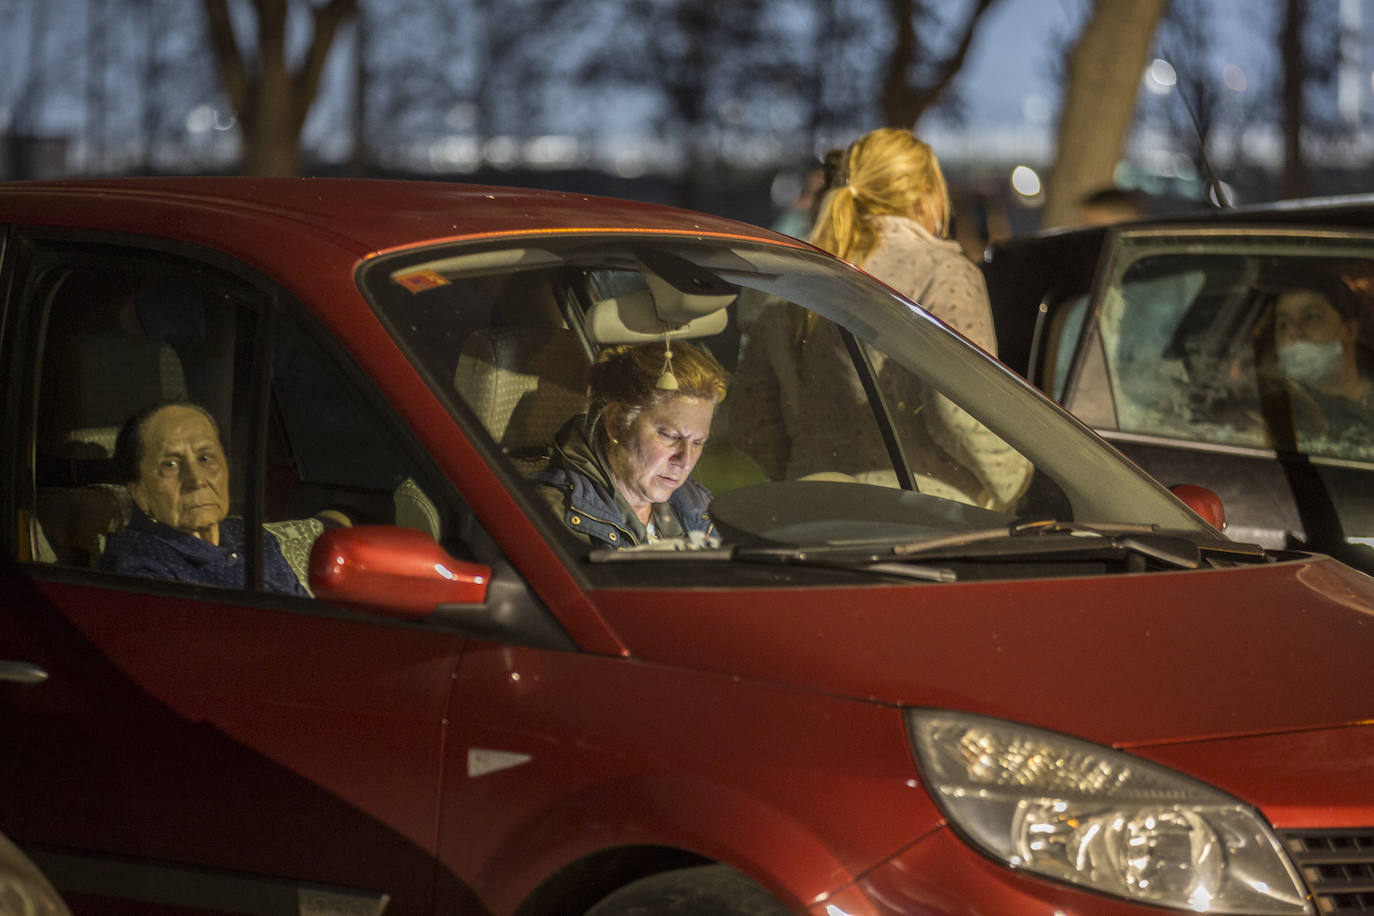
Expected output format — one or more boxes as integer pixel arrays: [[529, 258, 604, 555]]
[[531, 341, 728, 549], [1267, 268, 1373, 443]]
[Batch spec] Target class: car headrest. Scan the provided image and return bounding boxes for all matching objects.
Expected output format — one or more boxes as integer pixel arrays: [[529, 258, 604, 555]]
[[453, 326, 589, 454], [40, 333, 188, 460]]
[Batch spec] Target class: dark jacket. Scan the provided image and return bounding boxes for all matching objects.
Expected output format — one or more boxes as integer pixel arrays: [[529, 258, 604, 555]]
[[530, 415, 714, 549], [100, 510, 308, 596]]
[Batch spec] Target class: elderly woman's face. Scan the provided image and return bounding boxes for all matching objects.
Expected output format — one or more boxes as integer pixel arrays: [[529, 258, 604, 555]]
[[130, 405, 230, 542], [607, 395, 715, 512]]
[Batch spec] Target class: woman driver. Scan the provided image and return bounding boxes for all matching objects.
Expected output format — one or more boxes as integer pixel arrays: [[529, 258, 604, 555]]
[[532, 341, 728, 548]]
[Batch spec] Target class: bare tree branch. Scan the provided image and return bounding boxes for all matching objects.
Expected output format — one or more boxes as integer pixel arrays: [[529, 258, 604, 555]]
[[880, 0, 1001, 128], [293, 0, 358, 133], [202, 0, 357, 176], [202, 0, 247, 112]]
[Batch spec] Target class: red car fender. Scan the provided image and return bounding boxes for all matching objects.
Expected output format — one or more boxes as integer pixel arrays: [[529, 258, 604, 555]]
[[438, 642, 937, 914], [464, 771, 852, 913]]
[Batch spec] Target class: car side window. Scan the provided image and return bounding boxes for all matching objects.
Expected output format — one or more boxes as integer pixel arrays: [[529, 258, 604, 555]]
[[266, 319, 454, 565], [1068, 238, 1374, 463], [16, 238, 461, 596], [1043, 292, 1088, 402], [21, 241, 264, 583]]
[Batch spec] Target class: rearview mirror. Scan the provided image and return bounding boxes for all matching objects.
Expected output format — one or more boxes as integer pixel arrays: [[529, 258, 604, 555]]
[[308, 525, 490, 617]]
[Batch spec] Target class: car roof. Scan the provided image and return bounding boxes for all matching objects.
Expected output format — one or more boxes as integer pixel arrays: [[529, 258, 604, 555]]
[[1009, 191, 1374, 249], [0, 176, 798, 258], [1166, 192, 1374, 227]]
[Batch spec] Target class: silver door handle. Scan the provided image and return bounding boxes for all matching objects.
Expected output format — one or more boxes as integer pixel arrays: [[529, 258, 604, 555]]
[[0, 661, 49, 685]]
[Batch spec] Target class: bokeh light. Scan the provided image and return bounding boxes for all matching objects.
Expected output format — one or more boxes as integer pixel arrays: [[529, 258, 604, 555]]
[[1010, 165, 1042, 199], [1145, 58, 1177, 95]]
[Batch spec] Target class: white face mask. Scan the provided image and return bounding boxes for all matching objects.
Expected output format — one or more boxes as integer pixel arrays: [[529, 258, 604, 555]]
[[1278, 339, 1344, 386]]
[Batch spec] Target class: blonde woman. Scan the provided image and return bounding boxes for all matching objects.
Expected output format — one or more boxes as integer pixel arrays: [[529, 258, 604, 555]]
[[810, 127, 995, 354], [730, 128, 1031, 511]]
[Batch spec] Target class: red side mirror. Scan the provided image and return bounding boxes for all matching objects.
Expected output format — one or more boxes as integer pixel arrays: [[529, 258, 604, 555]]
[[1171, 484, 1226, 531], [309, 525, 490, 617]]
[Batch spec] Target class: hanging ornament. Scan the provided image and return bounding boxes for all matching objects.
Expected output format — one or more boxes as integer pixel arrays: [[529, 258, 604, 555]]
[[656, 337, 679, 390]]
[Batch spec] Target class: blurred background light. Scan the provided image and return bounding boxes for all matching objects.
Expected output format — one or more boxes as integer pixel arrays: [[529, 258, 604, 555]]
[[186, 105, 214, 135], [1010, 164, 1042, 198], [1144, 58, 1177, 95]]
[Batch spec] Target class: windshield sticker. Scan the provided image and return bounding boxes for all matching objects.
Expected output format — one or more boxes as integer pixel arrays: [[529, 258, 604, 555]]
[[395, 269, 451, 293]]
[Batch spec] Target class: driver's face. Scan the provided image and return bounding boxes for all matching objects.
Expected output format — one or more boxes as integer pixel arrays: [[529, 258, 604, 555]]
[[608, 395, 714, 512]]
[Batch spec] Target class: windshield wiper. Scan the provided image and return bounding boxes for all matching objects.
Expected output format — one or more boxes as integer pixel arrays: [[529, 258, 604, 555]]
[[724, 545, 959, 581], [590, 543, 967, 579], [588, 540, 958, 580], [880, 518, 1197, 565], [587, 518, 1266, 578], [722, 528, 1201, 579]]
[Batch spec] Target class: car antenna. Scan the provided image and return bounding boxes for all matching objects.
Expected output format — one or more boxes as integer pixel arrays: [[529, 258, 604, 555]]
[[1163, 50, 1234, 209]]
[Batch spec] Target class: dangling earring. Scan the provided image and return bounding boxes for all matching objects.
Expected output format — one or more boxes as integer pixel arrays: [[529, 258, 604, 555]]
[[656, 336, 679, 390]]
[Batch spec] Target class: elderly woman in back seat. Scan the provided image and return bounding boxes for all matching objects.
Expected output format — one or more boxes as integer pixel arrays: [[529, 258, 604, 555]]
[[530, 341, 727, 549], [99, 401, 308, 595]]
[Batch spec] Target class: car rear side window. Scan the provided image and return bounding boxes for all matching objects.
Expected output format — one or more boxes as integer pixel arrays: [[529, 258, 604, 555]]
[[18, 242, 266, 583], [1067, 234, 1374, 464], [13, 238, 455, 595]]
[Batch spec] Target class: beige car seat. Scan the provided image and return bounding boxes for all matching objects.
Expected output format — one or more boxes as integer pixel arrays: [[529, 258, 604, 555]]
[[36, 333, 188, 566], [453, 326, 590, 473]]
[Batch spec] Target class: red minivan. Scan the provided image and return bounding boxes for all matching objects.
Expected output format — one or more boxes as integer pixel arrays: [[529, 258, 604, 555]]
[[1, 178, 1370, 916]]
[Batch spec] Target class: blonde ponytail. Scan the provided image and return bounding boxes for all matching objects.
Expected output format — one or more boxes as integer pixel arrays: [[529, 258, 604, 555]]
[[808, 183, 876, 265], [809, 128, 950, 267]]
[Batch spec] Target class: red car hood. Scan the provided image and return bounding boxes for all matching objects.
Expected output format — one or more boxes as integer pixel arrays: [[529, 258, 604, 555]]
[[592, 553, 1374, 747], [1133, 723, 1374, 829]]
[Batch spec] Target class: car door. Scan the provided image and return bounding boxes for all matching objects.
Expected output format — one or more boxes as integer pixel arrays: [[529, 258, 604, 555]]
[[0, 231, 476, 916], [1048, 226, 1374, 570]]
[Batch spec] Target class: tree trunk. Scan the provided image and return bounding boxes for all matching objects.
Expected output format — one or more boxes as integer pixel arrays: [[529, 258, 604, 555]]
[[203, 0, 356, 177], [1281, 0, 1308, 198], [1041, 0, 1171, 228], [348, 6, 369, 177], [85, 0, 106, 174]]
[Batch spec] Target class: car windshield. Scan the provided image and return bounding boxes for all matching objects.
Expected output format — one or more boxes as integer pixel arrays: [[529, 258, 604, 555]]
[[361, 235, 1209, 553]]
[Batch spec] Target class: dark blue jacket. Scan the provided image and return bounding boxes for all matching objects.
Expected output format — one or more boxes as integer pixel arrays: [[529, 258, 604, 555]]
[[100, 510, 308, 596]]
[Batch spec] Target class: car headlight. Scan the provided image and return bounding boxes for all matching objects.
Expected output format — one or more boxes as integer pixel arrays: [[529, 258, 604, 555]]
[[907, 710, 1311, 914]]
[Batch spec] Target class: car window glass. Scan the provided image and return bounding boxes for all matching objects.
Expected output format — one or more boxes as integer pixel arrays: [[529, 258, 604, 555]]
[[1074, 236, 1374, 463], [1046, 293, 1088, 401], [727, 299, 907, 487], [376, 246, 1033, 508], [267, 320, 452, 555], [363, 238, 1084, 553], [23, 243, 265, 586]]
